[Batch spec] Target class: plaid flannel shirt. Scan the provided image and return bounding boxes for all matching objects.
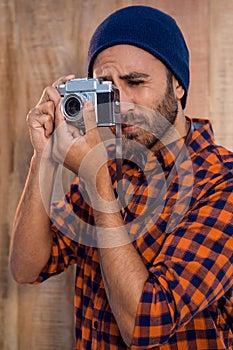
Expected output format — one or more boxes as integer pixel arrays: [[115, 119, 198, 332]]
[[34, 118, 233, 349]]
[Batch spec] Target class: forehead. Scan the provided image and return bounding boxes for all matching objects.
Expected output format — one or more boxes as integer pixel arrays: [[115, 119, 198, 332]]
[[92, 44, 166, 76]]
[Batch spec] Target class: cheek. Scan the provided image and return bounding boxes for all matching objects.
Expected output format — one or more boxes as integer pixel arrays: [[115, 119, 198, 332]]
[[131, 88, 160, 110], [140, 80, 167, 105]]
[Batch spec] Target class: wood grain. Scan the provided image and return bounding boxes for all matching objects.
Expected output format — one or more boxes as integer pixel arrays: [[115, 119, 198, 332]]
[[209, 0, 233, 150]]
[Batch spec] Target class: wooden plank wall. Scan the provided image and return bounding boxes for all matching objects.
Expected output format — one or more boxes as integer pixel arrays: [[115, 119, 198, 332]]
[[0, 0, 232, 349]]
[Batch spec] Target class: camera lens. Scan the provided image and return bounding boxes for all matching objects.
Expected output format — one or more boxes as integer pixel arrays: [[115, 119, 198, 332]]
[[66, 98, 81, 117], [64, 95, 82, 119]]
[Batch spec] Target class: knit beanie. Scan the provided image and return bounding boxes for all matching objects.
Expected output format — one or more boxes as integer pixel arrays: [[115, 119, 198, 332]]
[[88, 5, 189, 109]]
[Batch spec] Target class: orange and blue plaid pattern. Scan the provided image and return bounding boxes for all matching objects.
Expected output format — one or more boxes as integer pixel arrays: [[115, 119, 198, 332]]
[[34, 119, 233, 349]]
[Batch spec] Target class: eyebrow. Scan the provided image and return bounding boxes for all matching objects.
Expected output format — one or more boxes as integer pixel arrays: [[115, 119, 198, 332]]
[[98, 72, 150, 81], [119, 72, 150, 80]]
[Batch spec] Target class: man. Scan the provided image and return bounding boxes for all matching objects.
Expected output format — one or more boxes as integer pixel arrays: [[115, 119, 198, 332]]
[[9, 5, 233, 349]]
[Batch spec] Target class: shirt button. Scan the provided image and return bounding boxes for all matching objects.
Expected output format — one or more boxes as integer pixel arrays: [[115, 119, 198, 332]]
[[93, 321, 98, 329]]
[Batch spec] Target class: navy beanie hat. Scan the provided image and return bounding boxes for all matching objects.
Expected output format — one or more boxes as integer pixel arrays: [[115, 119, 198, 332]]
[[88, 6, 189, 109]]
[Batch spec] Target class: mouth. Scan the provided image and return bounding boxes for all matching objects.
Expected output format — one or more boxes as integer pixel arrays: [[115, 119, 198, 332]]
[[121, 121, 144, 134]]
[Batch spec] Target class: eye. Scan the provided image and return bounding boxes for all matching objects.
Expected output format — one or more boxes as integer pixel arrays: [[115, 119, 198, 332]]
[[128, 79, 144, 87]]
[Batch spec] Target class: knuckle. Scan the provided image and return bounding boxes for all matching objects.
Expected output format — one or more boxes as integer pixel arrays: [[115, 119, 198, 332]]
[[37, 86, 58, 105], [27, 107, 39, 121], [43, 85, 52, 94], [47, 100, 55, 110], [38, 86, 51, 103]]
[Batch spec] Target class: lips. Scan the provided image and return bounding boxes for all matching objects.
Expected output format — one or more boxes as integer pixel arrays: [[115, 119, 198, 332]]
[[122, 121, 144, 134]]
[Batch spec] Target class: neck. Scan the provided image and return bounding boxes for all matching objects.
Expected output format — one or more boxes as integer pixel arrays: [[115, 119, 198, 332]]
[[151, 110, 188, 152]]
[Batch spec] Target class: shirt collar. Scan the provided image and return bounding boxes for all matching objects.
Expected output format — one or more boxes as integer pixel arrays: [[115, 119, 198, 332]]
[[188, 118, 215, 155], [125, 118, 214, 174], [108, 118, 215, 174]]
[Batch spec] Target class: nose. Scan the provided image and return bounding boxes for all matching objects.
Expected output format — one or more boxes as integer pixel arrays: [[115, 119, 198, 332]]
[[118, 87, 135, 115]]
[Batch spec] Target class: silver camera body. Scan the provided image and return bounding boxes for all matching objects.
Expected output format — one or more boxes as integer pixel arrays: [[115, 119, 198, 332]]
[[57, 78, 120, 130]]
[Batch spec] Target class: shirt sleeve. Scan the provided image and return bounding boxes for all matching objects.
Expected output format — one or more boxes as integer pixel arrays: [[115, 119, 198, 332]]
[[131, 176, 233, 348], [32, 225, 80, 284]]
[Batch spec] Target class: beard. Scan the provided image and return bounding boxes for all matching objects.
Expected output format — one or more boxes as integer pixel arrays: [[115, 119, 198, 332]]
[[121, 71, 178, 151]]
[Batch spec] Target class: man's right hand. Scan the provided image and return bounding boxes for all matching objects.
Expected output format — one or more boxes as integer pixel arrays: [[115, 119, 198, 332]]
[[26, 74, 75, 159]]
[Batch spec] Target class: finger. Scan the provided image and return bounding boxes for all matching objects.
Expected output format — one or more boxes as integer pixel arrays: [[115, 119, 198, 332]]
[[36, 100, 55, 117], [27, 102, 55, 135], [54, 100, 65, 128], [28, 101, 55, 126], [37, 86, 61, 106], [37, 75, 76, 107], [83, 101, 98, 134], [44, 117, 55, 138], [52, 74, 76, 88], [27, 109, 54, 133]]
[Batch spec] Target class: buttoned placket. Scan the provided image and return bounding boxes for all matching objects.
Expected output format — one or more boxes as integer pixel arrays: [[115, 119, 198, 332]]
[[91, 294, 107, 349]]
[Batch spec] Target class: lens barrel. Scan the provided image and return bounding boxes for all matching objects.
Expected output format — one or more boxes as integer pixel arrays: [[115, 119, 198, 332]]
[[61, 94, 86, 122]]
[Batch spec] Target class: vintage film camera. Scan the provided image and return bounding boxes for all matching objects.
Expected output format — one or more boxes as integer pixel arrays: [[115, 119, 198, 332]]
[[57, 78, 120, 130]]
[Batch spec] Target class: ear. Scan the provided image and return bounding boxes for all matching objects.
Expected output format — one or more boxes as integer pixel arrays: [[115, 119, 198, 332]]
[[173, 76, 185, 100]]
